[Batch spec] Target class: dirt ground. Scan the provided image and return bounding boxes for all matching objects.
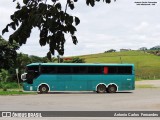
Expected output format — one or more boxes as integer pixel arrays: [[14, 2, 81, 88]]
[[136, 80, 160, 87]]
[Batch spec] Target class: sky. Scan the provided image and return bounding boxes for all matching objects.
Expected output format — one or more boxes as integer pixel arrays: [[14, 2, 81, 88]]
[[0, 0, 160, 57]]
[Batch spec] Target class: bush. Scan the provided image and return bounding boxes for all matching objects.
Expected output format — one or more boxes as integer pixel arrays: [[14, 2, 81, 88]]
[[0, 82, 21, 91], [0, 69, 21, 91], [5, 82, 20, 89], [0, 69, 10, 83], [63, 57, 85, 63], [0, 82, 2, 89]]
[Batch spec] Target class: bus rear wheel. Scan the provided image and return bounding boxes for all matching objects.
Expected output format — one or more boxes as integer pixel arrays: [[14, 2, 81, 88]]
[[97, 84, 106, 93], [107, 85, 117, 93], [39, 84, 49, 94]]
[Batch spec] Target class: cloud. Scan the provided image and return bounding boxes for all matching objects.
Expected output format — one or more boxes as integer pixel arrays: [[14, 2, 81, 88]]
[[134, 22, 149, 33], [0, 0, 160, 57]]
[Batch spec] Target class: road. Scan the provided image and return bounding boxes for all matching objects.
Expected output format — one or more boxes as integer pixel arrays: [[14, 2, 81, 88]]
[[0, 88, 160, 111], [0, 80, 160, 120]]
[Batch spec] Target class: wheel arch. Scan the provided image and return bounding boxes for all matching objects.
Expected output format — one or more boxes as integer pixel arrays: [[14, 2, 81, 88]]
[[95, 83, 107, 91], [37, 83, 50, 92]]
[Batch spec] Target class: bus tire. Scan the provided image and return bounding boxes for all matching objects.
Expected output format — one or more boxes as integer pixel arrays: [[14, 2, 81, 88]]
[[97, 84, 106, 93], [39, 84, 49, 94], [107, 84, 117, 93]]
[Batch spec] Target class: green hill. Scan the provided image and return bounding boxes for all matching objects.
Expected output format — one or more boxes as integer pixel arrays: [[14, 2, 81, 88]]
[[79, 51, 160, 80]]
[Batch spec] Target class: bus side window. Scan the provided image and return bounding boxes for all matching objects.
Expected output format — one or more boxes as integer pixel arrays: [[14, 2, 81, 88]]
[[57, 66, 71, 74], [72, 66, 88, 74], [104, 67, 108, 74], [88, 66, 102, 74]]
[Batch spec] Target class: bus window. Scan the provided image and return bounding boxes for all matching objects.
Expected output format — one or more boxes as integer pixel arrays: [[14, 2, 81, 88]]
[[57, 66, 71, 74], [72, 66, 88, 74], [41, 66, 56, 74], [108, 66, 132, 74], [88, 66, 103, 74], [118, 66, 132, 74], [108, 66, 118, 74]]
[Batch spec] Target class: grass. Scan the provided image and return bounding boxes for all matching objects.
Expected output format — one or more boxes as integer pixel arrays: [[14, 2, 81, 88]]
[[0, 82, 37, 95], [78, 51, 160, 80], [0, 89, 37, 95], [0, 90, 37, 95]]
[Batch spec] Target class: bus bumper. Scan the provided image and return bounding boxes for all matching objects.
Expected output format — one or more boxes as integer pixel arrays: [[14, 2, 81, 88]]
[[23, 82, 35, 91]]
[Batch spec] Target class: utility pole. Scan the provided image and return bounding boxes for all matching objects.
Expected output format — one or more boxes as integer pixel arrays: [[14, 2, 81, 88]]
[[16, 69, 21, 91], [57, 55, 60, 63], [120, 57, 122, 64]]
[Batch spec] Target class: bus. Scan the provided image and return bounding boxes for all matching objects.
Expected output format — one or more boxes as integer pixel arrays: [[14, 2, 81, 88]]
[[21, 63, 135, 93]]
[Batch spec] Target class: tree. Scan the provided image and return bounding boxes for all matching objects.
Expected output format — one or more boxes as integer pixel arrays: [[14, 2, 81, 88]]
[[15, 53, 31, 73], [0, 69, 10, 83], [139, 47, 147, 53], [0, 69, 10, 91], [105, 49, 116, 53], [139, 47, 147, 51], [30, 55, 44, 63], [0, 36, 19, 70], [150, 45, 160, 50], [63, 57, 85, 63], [2, 0, 114, 59]]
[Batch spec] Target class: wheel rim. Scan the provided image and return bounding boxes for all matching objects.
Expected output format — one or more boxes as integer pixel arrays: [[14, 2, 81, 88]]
[[40, 85, 49, 93], [110, 86, 115, 92], [98, 85, 106, 93], [42, 87, 47, 92], [108, 85, 117, 93]]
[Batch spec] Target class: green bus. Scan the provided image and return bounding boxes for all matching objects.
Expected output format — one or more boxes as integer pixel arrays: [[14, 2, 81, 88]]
[[21, 63, 135, 93]]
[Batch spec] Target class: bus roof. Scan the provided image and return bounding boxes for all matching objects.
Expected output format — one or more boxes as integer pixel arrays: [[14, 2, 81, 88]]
[[27, 63, 134, 67]]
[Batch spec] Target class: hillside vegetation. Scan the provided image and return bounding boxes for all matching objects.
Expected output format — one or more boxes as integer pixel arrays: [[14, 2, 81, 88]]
[[79, 51, 160, 80]]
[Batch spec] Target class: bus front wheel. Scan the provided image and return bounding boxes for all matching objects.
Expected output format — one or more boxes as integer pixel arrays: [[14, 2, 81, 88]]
[[39, 84, 49, 94], [97, 84, 106, 93], [107, 85, 117, 93]]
